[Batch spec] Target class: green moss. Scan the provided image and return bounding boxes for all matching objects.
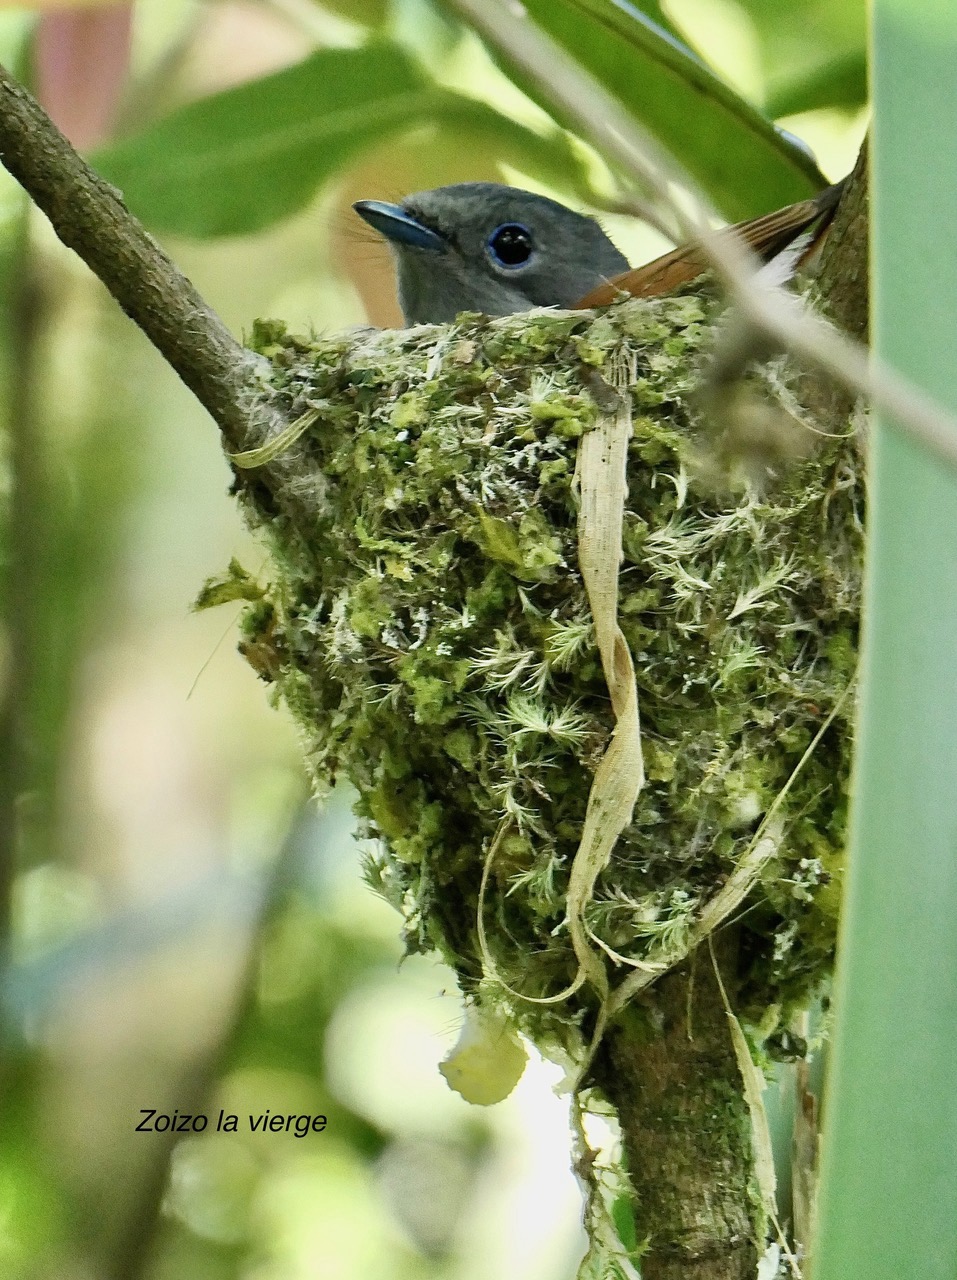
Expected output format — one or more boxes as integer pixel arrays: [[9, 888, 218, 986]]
[[231, 294, 863, 1050]]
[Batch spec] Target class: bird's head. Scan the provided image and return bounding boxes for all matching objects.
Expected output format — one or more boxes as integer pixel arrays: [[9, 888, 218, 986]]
[[353, 182, 630, 324]]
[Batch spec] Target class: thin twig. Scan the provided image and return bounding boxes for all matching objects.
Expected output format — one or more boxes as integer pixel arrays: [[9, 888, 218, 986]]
[[444, 0, 957, 471], [0, 62, 273, 452]]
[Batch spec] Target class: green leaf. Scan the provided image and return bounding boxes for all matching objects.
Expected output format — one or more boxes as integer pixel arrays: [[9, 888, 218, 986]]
[[736, 0, 866, 97], [93, 42, 596, 237], [813, 5, 957, 1280], [495, 0, 826, 218], [94, 44, 437, 236], [314, 0, 389, 26], [428, 94, 598, 201], [765, 50, 868, 118]]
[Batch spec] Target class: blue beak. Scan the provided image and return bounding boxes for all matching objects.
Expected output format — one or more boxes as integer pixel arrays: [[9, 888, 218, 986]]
[[353, 200, 446, 253]]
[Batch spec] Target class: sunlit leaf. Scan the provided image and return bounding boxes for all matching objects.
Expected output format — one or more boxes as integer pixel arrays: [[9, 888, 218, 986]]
[[735, 0, 866, 93]]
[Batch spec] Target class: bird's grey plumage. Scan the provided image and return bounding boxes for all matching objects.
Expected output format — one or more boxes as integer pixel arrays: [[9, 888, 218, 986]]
[[354, 182, 630, 325]]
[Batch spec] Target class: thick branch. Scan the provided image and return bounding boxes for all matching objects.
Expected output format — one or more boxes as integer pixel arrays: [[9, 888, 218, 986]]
[[0, 63, 267, 451], [592, 934, 757, 1280]]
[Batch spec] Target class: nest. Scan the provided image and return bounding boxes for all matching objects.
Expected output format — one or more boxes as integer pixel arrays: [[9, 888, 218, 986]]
[[208, 291, 863, 1067]]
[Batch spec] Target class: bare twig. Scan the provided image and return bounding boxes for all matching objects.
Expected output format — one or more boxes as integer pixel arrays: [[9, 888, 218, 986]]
[[445, 0, 957, 471], [0, 63, 272, 452]]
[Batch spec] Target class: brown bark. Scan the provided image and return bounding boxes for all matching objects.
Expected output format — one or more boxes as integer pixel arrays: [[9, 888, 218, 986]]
[[0, 62, 270, 452], [816, 138, 869, 342], [593, 933, 758, 1280], [796, 139, 870, 428]]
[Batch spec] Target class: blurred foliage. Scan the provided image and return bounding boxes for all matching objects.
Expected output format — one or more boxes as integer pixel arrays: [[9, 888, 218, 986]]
[[765, 51, 867, 119], [0, 0, 868, 1278], [98, 43, 447, 236], [90, 0, 869, 241], [95, 43, 595, 237], [2, 251, 142, 873], [143, 822, 493, 1277], [492, 0, 824, 216], [731, 0, 866, 103]]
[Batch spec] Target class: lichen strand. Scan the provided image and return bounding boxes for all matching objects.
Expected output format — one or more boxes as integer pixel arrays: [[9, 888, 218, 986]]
[[238, 295, 862, 1047]]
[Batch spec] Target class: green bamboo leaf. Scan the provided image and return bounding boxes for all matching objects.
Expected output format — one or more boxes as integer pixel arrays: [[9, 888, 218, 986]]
[[814, 4, 957, 1279], [504, 0, 826, 217]]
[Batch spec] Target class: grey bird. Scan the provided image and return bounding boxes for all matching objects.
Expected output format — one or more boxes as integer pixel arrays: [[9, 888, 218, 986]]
[[353, 182, 629, 324], [353, 180, 846, 326]]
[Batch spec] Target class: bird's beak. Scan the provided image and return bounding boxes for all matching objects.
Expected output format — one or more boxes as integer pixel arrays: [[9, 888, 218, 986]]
[[353, 200, 446, 253]]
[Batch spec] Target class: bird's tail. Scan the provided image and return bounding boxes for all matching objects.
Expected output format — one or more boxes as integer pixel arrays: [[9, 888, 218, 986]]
[[575, 178, 848, 308]]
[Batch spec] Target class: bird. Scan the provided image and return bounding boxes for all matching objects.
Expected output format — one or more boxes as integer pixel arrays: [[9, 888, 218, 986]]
[[353, 180, 846, 325]]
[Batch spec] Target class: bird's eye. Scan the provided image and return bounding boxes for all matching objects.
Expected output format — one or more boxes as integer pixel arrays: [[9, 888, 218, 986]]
[[486, 223, 534, 268]]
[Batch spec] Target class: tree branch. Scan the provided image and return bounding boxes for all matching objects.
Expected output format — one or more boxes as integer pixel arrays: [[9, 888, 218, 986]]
[[593, 933, 756, 1280], [0, 63, 269, 452], [794, 138, 869, 432]]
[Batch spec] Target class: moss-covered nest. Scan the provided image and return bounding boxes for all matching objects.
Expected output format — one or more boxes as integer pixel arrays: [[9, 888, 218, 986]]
[[217, 291, 862, 1062]]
